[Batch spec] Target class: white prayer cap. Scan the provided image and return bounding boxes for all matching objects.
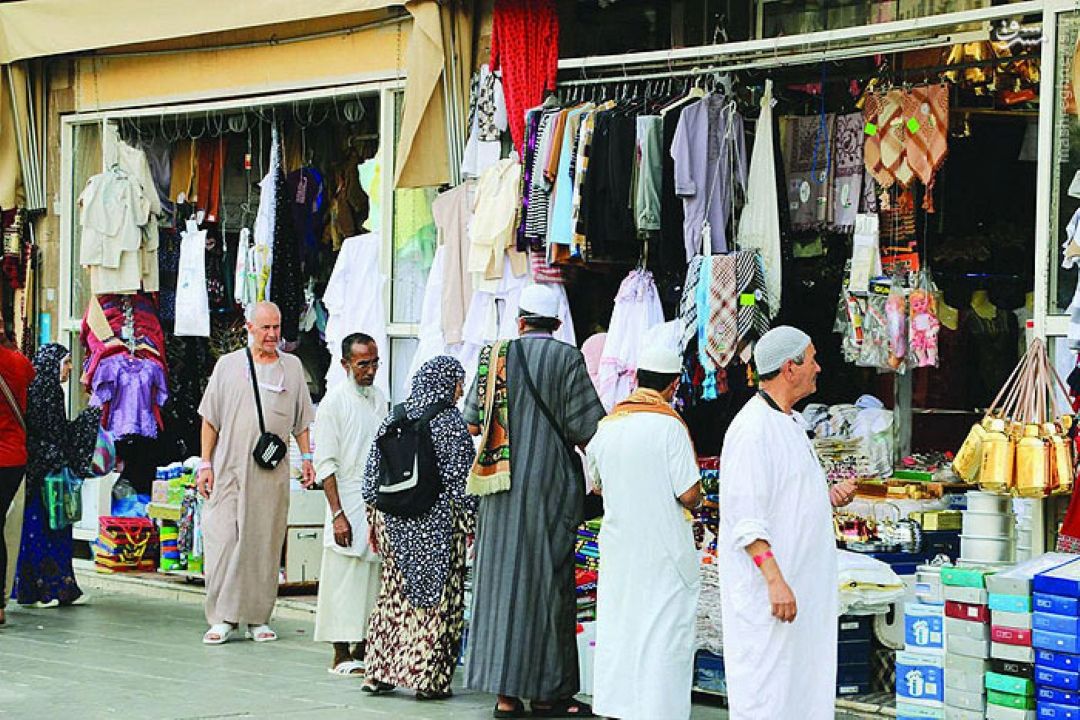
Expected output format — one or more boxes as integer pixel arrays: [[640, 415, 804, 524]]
[[519, 284, 560, 319], [754, 325, 812, 375], [637, 343, 683, 375]]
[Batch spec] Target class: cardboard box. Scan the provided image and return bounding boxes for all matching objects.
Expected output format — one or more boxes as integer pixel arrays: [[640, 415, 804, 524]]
[[1037, 648, 1080, 672], [991, 594, 1034, 613], [947, 634, 991, 659], [1037, 703, 1080, 720], [1035, 629, 1080, 655], [1035, 593, 1080, 617], [946, 617, 990, 642], [1036, 664, 1080, 691], [986, 553, 1077, 597], [994, 610, 1034, 630], [907, 602, 946, 652], [986, 704, 1035, 720], [947, 600, 991, 623], [986, 688, 1036, 710], [993, 643, 1036, 663], [992, 625, 1033, 647], [944, 664, 986, 693], [945, 585, 990, 605], [1036, 612, 1080, 636], [1034, 559, 1080, 599], [986, 671, 1034, 696], [943, 686, 985, 712], [1037, 685, 1080, 706], [945, 652, 991, 676], [897, 650, 946, 705], [942, 566, 995, 589], [944, 706, 983, 720], [990, 657, 1035, 678], [896, 702, 945, 719]]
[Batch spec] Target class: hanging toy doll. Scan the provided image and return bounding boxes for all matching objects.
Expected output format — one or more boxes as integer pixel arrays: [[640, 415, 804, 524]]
[[885, 286, 908, 371], [908, 288, 941, 368]]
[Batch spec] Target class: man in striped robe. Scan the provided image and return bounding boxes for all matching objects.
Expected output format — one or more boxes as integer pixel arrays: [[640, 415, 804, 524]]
[[464, 285, 606, 718]]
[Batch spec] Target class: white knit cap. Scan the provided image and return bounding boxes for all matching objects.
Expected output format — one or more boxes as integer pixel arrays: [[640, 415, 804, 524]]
[[753, 326, 812, 375], [637, 344, 683, 375], [519, 284, 561, 319]]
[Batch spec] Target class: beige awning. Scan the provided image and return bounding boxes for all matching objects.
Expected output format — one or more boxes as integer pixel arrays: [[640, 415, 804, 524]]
[[0, 0, 404, 64]]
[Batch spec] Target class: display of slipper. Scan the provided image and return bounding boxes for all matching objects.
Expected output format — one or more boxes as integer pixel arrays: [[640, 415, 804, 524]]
[[531, 698, 595, 718], [327, 660, 365, 676], [360, 680, 395, 695], [202, 623, 235, 645], [493, 698, 527, 718], [415, 689, 453, 701], [245, 624, 278, 642]]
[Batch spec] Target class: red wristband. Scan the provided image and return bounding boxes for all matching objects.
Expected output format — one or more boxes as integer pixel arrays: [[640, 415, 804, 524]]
[[753, 550, 774, 568]]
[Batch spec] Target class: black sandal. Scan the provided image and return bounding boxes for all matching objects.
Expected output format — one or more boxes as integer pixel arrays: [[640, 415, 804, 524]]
[[531, 698, 595, 718], [360, 680, 395, 695], [493, 698, 527, 718], [416, 689, 453, 701]]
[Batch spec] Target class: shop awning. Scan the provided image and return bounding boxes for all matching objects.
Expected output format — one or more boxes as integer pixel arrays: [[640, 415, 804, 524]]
[[0, 0, 404, 64]]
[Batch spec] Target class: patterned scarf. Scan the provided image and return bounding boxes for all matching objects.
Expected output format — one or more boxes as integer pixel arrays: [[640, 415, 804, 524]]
[[903, 84, 949, 212], [607, 388, 690, 435], [467, 340, 512, 496]]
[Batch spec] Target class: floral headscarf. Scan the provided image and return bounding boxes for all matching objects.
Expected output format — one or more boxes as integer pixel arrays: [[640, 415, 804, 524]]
[[362, 356, 477, 607], [26, 343, 102, 483]]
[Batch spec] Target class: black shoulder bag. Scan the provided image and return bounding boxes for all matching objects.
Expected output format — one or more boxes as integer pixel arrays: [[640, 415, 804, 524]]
[[513, 340, 603, 520], [246, 348, 289, 470]]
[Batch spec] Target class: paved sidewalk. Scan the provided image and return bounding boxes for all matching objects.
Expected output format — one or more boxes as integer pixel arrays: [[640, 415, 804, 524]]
[[0, 591, 881, 719]]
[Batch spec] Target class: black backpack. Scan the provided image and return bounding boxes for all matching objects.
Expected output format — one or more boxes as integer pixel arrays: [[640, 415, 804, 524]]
[[374, 401, 450, 518]]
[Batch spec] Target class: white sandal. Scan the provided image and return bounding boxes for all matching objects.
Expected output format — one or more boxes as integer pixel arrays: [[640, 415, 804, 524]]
[[328, 659, 365, 676], [246, 624, 278, 642], [202, 623, 235, 645]]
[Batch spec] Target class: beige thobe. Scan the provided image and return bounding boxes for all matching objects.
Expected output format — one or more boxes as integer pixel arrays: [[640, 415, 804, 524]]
[[198, 349, 315, 626]]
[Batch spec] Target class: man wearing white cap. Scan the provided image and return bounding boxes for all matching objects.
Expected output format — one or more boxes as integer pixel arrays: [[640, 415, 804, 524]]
[[586, 343, 701, 720], [464, 284, 606, 718], [718, 326, 855, 720]]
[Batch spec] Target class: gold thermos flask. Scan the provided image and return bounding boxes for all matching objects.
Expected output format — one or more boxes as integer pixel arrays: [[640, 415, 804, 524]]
[[953, 418, 989, 483], [1016, 423, 1049, 498], [979, 419, 1014, 494]]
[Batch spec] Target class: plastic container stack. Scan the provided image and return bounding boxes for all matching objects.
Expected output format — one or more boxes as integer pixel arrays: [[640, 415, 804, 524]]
[[1033, 557, 1080, 720], [961, 491, 1016, 568]]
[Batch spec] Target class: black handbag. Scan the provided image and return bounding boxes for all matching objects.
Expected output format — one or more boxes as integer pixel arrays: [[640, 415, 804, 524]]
[[513, 341, 604, 520], [246, 348, 289, 470]]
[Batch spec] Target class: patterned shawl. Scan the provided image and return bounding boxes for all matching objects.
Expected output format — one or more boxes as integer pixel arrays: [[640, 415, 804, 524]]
[[467, 340, 511, 497], [362, 355, 477, 608]]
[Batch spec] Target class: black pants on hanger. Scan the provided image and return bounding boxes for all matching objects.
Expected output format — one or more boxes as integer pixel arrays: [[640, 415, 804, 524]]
[[0, 466, 25, 608]]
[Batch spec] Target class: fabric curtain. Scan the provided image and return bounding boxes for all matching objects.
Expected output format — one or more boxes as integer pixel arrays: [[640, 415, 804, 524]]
[[0, 60, 45, 212]]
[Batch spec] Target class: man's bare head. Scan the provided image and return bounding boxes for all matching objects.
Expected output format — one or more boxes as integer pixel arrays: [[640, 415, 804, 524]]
[[247, 302, 282, 356]]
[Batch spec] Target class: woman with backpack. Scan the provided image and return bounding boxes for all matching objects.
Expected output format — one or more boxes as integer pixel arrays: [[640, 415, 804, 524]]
[[360, 355, 477, 700]]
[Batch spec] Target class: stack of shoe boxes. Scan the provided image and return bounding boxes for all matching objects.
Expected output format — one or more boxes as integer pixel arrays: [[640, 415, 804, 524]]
[[1033, 558, 1080, 720], [941, 566, 995, 719], [986, 566, 1036, 720], [897, 598, 946, 719]]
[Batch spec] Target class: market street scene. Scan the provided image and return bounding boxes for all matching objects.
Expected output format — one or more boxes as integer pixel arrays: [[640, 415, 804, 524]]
[[2, 2, 1080, 720]]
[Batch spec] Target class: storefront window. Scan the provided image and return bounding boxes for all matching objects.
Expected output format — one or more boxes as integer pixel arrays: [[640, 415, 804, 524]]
[[389, 336, 419, 401], [1050, 9, 1080, 314]]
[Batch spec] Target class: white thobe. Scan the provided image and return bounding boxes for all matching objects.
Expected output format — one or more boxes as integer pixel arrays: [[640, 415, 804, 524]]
[[586, 413, 700, 720], [313, 380, 387, 642], [718, 395, 838, 720]]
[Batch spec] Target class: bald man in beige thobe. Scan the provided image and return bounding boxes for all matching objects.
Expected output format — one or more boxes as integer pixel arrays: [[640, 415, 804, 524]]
[[196, 302, 315, 644]]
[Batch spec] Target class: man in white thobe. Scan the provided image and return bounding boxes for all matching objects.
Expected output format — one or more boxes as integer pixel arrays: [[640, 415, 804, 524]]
[[587, 344, 702, 720], [313, 333, 387, 674], [718, 326, 856, 720]]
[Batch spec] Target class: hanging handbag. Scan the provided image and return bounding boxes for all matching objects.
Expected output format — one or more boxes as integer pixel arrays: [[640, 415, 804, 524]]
[[513, 341, 604, 520], [89, 426, 117, 477], [245, 348, 288, 470], [43, 467, 83, 531]]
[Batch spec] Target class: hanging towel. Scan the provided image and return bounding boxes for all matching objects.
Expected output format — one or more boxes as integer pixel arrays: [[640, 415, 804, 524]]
[[831, 113, 866, 232], [737, 79, 782, 318]]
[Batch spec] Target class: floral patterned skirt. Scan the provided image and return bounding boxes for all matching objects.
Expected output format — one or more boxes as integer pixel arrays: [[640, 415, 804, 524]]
[[364, 511, 468, 694]]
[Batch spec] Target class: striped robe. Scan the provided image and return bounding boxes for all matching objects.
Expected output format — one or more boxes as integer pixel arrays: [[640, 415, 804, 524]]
[[464, 333, 606, 700]]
